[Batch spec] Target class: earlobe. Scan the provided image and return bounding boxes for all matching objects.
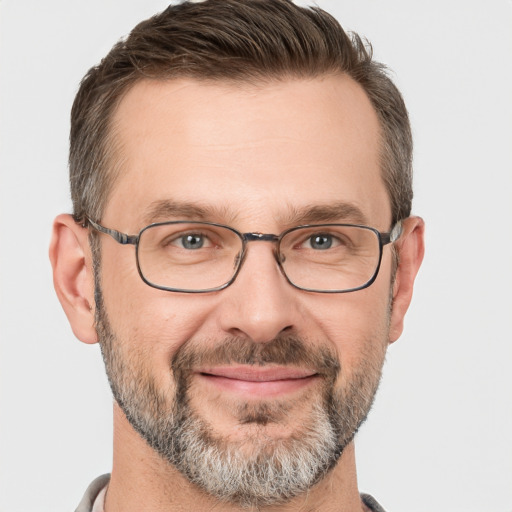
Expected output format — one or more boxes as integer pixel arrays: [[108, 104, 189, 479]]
[[388, 216, 425, 343], [49, 214, 98, 344]]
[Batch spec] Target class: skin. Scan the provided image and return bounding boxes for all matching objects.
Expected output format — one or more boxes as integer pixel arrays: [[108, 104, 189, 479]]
[[50, 74, 424, 511]]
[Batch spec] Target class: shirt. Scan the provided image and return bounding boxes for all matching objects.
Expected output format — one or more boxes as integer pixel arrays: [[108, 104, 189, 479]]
[[76, 474, 387, 512]]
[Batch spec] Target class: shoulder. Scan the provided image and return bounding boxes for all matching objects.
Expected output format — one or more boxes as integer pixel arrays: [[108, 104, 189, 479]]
[[361, 493, 387, 512], [75, 474, 111, 512]]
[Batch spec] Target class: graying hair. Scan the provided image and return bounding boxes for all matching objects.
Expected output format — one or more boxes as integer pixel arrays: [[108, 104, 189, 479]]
[[70, 0, 412, 226]]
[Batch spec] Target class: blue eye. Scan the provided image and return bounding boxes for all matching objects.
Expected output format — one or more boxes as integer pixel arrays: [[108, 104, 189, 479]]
[[180, 234, 205, 249], [308, 234, 333, 250]]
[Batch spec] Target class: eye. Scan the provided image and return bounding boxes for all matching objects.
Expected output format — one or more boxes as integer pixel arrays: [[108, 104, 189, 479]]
[[168, 232, 213, 250], [305, 233, 338, 250], [180, 234, 205, 249]]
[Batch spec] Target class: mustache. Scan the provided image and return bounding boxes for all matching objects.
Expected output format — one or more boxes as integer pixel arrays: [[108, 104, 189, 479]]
[[171, 335, 340, 379]]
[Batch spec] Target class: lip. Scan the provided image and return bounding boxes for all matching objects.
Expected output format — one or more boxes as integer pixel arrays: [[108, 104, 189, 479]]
[[196, 366, 319, 397]]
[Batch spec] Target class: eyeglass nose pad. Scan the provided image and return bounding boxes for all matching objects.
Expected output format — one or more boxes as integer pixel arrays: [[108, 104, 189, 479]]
[[276, 250, 286, 264], [233, 249, 244, 270], [273, 249, 288, 280], [235, 243, 285, 272]]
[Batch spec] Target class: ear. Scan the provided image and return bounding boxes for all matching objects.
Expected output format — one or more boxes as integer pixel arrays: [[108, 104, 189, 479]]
[[49, 214, 98, 344], [388, 216, 425, 343]]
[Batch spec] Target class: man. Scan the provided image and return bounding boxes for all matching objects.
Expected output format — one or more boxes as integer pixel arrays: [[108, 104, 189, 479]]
[[50, 1, 424, 510]]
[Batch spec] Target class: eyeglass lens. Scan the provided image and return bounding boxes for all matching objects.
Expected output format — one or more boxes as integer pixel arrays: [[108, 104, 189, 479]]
[[136, 222, 382, 292]]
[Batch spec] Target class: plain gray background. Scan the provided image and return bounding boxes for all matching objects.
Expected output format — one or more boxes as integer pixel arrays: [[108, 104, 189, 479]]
[[1, 1, 511, 511]]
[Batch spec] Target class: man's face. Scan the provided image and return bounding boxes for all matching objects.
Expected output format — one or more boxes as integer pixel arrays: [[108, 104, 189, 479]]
[[95, 75, 394, 505]]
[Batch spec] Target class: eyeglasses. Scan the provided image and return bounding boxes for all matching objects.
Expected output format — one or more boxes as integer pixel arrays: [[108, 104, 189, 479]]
[[86, 218, 402, 293]]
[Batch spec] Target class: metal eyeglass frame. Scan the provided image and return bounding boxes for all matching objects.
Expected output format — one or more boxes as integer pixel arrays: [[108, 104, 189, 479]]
[[85, 217, 403, 294]]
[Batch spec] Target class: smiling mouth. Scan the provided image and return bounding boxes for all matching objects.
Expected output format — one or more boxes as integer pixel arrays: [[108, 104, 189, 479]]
[[196, 366, 319, 397]]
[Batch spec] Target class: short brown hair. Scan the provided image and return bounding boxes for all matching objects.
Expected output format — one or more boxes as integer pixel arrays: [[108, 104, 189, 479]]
[[70, 0, 412, 225]]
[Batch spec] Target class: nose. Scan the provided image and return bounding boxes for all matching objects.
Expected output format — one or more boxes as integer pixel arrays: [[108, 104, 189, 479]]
[[216, 242, 301, 343]]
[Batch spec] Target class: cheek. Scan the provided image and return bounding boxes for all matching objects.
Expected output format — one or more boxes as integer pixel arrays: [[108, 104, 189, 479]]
[[304, 280, 391, 379], [98, 248, 217, 375]]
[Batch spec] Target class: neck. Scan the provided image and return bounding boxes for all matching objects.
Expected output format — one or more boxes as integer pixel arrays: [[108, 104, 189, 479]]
[[105, 404, 364, 512]]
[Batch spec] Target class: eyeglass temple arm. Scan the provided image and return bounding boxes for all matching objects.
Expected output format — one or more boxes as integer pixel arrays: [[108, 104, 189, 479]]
[[86, 218, 138, 245], [381, 221, 403, 245]]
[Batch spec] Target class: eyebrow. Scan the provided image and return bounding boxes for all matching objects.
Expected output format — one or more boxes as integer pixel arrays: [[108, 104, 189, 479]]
[[282, 203, 369, 226], [142, 199, 369, 228], [142, 200, 238, 225]]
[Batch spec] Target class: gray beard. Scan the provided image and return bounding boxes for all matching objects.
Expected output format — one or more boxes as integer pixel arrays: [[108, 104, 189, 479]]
[[94, 281, 385, 508]]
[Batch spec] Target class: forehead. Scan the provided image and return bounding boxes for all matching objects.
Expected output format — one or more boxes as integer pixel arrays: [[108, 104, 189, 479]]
[[106, 75, 390, 230]]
